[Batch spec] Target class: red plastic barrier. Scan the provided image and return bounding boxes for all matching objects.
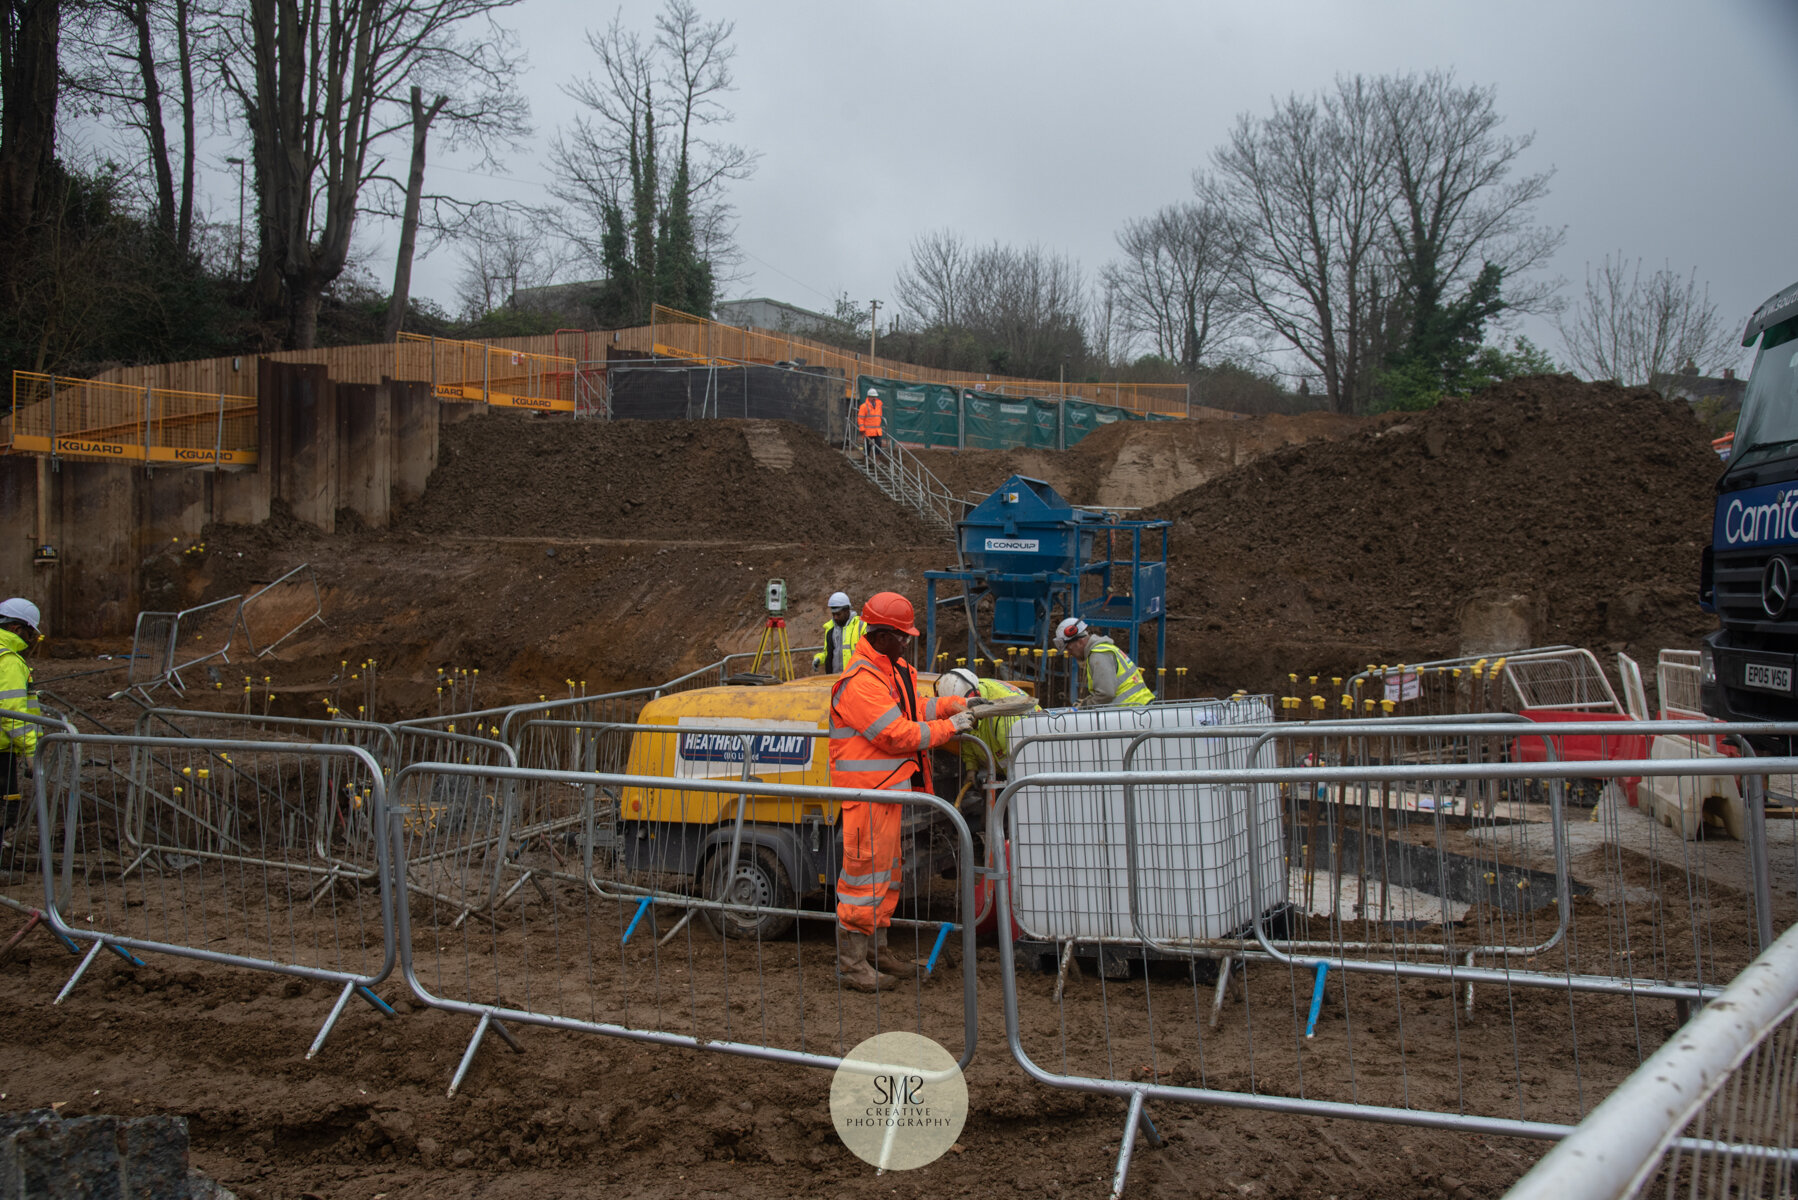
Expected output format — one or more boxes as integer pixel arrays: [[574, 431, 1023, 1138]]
[[975, 840, 1023, 939], [1514, 708, 1645, 804]]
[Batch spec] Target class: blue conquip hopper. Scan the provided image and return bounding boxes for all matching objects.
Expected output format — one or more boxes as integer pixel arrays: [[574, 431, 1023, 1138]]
[[924, 474, 1169, 701]]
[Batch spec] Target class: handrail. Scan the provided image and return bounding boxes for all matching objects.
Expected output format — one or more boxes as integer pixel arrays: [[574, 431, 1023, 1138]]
[[1503, 921, 1798, 1199]]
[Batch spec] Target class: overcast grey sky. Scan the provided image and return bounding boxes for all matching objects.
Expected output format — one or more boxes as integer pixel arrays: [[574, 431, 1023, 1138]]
[[397, 0, 1798, 377]]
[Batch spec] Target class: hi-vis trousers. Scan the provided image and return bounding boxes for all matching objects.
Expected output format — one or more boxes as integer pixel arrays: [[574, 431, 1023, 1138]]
[[835, 798, 903, 934]]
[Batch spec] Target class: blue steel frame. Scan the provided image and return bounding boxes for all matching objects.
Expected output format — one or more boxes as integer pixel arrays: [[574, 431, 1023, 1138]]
[[923, 476, 1169, 702]]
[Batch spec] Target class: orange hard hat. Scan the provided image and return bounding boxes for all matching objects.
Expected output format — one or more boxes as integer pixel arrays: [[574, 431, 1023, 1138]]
[[861, 591, 920, 636]]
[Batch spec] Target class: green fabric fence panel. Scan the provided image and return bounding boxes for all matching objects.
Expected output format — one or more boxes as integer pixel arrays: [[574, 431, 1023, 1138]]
[[994, 398, 1032, 450], [856, 375, 1175, 448], [855, 376, 957, 447], [1027, 398, 1060, 449], [962, 392, 1007, 449], [927, 385, 960, 448], [1062, 399, 1098, 446]]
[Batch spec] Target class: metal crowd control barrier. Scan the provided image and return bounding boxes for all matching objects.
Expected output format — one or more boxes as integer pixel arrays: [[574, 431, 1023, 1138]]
[[0, 710, 79, 951], [237, 563, 326, 657], [507, 719, 1006, 935], [391, 646, 825, 741], [28, 732, 398, 1058], [993, 718, 1798, 1198], [386, 761, 979, 1096], [1342, 647, 1580, 718], [1504, 920, 1798, 1200]]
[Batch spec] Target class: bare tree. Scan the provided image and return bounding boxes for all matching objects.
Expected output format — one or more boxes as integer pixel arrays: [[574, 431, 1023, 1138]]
[[1559, 255, 1740, 386], [1103, 197, 1245, 369], [894, 229, 971, 329], [63, 0, 202, 253], [0, 0, 62, 247], [551, 0, 754, 323], [454, 205, 562, 317], [1374, 71, 1560, 386], [1207, 78, 1393, 412], [218, 0, 527, 348], [377, 34, 529, 341], [890, 234, 1088, 379]]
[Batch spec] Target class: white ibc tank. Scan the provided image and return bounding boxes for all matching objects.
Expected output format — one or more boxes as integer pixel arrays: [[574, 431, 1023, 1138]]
[[1006, 697, 1284, 944]]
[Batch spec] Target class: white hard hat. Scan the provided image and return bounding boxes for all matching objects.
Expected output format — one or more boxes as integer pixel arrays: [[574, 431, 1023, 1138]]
[[1052, 617, 1088, 650], [937, 667, 978, 699], [828, 591, 852, 609], [866, 388, 879, 397], [0, 598, 41, 634]]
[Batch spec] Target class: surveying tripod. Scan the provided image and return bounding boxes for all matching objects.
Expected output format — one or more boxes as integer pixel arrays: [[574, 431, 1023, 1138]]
[[750, 616, 795, 681]]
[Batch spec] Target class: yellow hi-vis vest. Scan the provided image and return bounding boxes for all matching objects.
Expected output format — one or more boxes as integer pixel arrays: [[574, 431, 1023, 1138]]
[[960, 677, 1035, 771], [0, 629, 39, 756], [812, 614, 868, 673], [1083, 639, 1154, 706]]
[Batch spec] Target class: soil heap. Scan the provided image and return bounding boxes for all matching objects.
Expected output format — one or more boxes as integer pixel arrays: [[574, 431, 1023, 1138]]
[[107, 378, 1724, 716], [1150, 375, 1722, 692], [913, 408, 1374, 510], [399, 414, 938, 546]]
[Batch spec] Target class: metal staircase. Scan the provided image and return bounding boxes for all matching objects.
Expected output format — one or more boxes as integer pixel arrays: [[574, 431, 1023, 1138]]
[[842, 433, 963, 534]]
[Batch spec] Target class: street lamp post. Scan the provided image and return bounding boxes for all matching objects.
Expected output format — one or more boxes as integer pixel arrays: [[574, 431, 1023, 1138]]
[[225, 156, 246, 283]]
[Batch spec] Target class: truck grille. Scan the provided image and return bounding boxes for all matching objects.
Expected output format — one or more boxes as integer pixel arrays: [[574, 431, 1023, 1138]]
[[1716, 548, 1785, 633]]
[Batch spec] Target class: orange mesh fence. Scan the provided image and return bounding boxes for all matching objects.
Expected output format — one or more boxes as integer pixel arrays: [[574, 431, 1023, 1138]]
[[633, 305, 1189, 416], [6, 372, 257, 465], [395, 334, 578, 412]]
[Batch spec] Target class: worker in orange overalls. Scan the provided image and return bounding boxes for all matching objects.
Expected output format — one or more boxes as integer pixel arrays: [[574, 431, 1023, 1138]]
[[856, 388, 884, 460], [829, 591, 971, 991]]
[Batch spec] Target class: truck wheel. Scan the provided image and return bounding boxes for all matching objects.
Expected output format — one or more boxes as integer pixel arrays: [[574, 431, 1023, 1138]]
[[700, 846, 796, 940]]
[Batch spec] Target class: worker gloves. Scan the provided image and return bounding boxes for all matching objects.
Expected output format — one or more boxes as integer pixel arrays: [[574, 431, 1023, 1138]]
[[948, 710, 974, 733]]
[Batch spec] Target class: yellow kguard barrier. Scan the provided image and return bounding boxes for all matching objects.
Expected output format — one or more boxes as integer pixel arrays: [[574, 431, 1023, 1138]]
[[395, 334, 577, 412], [6, 372, 257, 465]]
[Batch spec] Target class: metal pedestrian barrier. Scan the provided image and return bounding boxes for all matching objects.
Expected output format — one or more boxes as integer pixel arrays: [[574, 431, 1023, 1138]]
[[23, 732, 398, 1057], [993, 715, 1798, 1198], [387, 760, 980, 1095], [1504, 920, 1798, 1200], [13, 693, 1798, 1199]]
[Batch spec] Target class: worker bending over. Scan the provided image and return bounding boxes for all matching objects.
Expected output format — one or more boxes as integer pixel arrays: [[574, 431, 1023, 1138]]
[[934, 667, 1037, 773], [0, 598, 43, 841], [829, 591, 971, 992], [1054, 617, 1155, 707], [812, 591, 866, 674]]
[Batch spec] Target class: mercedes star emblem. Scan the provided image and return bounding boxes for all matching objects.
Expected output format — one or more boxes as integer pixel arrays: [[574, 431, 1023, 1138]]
[[1764, 555, 1792, 618]]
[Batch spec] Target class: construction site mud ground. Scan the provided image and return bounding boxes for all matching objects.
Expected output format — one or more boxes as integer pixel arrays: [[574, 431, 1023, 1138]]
[[11, 375, 1740, 1198], [1, 824, 1775, 1200]]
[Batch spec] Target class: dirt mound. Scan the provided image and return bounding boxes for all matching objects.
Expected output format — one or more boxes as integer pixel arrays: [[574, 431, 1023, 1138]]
[[914, 408, 1377, 510], [1150, 376, 1721, 692], [144, 383, 1722, 715], [397, 414, 937, 547]]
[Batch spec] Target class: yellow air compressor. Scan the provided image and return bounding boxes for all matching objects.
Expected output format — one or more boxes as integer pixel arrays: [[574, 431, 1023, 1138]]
[[615, 673, 970, 938]]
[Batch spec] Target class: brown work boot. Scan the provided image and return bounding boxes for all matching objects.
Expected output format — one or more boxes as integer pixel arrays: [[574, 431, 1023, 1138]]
[[837, 929, 896, 993], [872, 928, 923, 975]]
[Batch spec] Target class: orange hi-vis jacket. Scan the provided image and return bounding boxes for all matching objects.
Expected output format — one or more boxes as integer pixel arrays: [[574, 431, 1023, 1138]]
[[829, 640, 965, 932], [857, 395, 883, 438]]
